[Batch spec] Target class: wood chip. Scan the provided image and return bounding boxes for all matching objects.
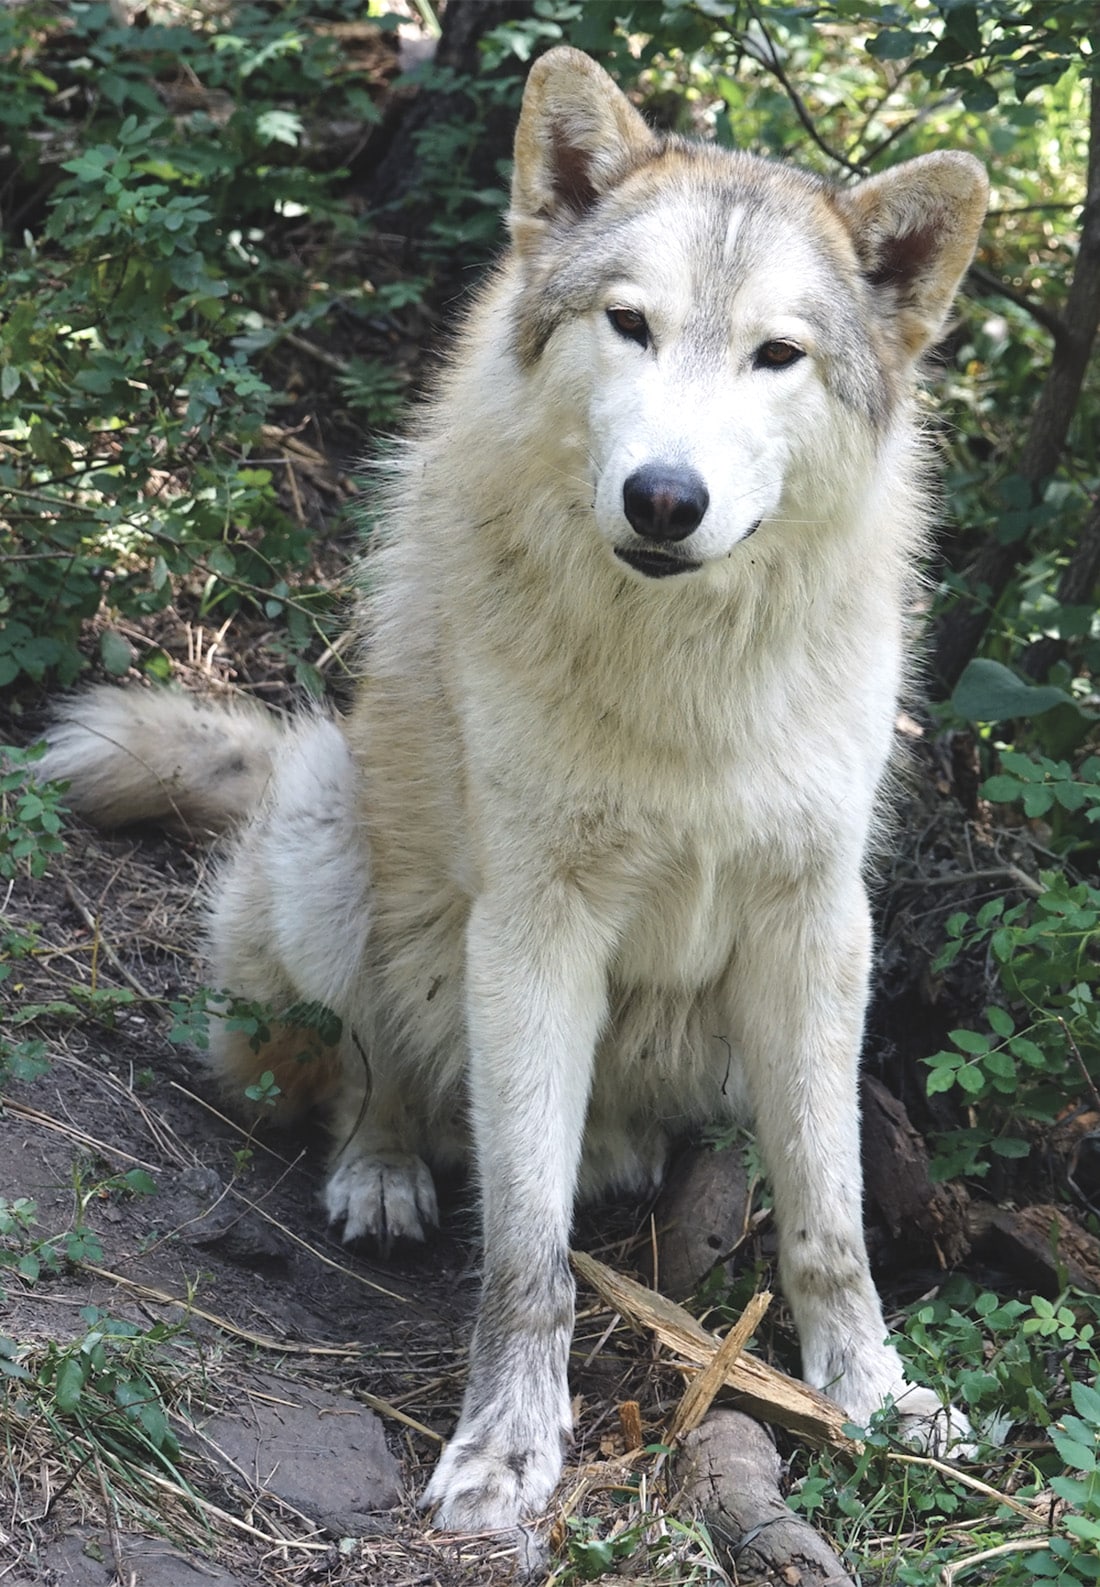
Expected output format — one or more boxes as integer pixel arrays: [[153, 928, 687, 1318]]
[[617, 1399, 643, 1451], [666, 1288, 771, 1442]]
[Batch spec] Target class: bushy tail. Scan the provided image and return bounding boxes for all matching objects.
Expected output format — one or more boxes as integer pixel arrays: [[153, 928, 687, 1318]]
[[38, 686, 289, 835]]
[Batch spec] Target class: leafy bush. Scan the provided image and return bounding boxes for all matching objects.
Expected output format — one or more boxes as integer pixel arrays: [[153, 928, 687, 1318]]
[[1, 2, 381, 691], [926, 870, 1100, 1180], [0, 745, 66, 878], [788, 1281, 1100, 1584]]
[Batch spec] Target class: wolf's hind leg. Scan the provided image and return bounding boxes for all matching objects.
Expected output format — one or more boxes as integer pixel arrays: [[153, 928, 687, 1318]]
[[207, 717, 441, 1247]]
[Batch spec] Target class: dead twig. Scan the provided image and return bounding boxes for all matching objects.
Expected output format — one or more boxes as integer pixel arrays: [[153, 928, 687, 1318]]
[[61, 875, 155, 1001]]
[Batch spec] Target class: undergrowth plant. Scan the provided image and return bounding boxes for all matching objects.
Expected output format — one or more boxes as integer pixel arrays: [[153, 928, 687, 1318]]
[[924, 752, 1099, 1183], [0, 1306, 202, 1537], [787, 1281, 1100, 1584], [0, 2, 379, 692], [0, 1166, 155, 1292]]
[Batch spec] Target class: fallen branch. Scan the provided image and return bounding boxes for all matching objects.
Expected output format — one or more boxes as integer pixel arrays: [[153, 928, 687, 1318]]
[[570, 1250, 857, 1451]]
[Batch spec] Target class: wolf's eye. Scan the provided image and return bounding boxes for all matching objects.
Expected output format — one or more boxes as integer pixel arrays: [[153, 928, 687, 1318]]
[[753, 339, 805, 370], [607, 307, 650, 348]]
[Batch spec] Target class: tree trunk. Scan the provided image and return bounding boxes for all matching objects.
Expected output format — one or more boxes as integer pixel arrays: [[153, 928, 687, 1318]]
[[361, 0, 535, 216], [931, 74, 1100, 694], [1022, 494, 1100, 678]]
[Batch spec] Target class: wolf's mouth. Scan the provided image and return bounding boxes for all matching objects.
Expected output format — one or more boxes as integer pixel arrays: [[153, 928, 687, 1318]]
[[614, 547, 702, 579]]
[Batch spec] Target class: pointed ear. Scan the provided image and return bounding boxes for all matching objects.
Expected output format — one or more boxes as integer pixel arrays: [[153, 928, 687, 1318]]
[[509, 47, 658, 254], [837, 152, 988, 362]]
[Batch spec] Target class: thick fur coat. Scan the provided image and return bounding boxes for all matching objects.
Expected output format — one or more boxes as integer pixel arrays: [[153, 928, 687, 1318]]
[[41, 48, 988, 1534]]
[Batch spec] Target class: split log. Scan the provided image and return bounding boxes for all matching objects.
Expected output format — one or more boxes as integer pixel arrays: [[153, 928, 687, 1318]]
[[570, 1250, 857, 1452], [967, 1202, 1100, 1293], [666, 1290, 772, 1442], [860, 1075, 971, 1267], [677, 1410, 855, 1586]]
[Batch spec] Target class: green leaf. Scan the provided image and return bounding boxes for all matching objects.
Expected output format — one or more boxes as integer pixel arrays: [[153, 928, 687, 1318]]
[[950, 1028, 991, 1055], [951, 659, 1076, 724], [982, 774, 1025, 803], [926, 1065, 958, 1095], [1051, 1428, 1098, 1472], [985, 1006, 1014, 1038], [137, 1397, 172, 1451], [1072, 1381, 1100, 1427], [99, 630, 133, 677], [943, 4, 981, 54], [1008, 1037, 1047, 1068], [255, 109, 303, 147], [866, 27, 920, 59], [1054, 781, 1091, 811], [990, 1137, 1029, 1158], [962, 77, 998, 113], [955, 1063, 986, 1095], [54, 1354, 86, 1413], [206, 544, 236, 578], [1, 365, 20, 400], [982, 1049, 1015, 1079], [1022, 786, 1054, 817], [17, 1252, 40, 1282]]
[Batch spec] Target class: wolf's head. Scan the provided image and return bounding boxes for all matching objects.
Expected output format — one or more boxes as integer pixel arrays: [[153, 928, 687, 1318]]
[[506, 48, 988, 582]]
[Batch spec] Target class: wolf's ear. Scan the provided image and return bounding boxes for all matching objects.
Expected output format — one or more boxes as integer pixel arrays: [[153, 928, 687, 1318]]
[[509, 47, 658, 253], [838, 152, 988, 361]]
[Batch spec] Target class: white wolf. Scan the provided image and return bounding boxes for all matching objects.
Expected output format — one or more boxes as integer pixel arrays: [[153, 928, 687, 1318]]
[[41, 47, 987, 1534]]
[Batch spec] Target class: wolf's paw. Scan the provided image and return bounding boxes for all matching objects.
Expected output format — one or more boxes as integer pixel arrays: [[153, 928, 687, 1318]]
[[827, 1348, 973, 1459], [324, 1152, 438, 1245], [892, 1384, 975, 1459], [422, 1414, 567, 1534]]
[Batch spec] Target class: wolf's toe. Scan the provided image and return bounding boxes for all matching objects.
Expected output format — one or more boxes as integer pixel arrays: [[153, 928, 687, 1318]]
[[324, 1154, 438, 1245]]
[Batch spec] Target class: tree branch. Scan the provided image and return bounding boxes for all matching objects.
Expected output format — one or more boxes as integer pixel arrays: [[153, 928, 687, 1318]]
[[858, 91, 963, 168], [742, 6, 866, 176], [966, 263, 1069, 346]]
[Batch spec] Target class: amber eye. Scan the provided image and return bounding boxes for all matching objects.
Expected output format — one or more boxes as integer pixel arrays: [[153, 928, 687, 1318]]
[[753, 339, 805, 370], [607, 307, 650, 348]]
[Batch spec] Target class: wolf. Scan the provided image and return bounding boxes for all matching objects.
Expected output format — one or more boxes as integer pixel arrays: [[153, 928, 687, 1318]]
[[40, 46, 987, 1534]]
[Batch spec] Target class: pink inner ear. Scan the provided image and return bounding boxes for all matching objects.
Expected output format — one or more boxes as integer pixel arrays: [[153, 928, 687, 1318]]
[[865, 222, 942, 290], [548, 124, 600, 216]]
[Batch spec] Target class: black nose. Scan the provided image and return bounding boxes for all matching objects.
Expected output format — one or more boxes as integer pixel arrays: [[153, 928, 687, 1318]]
[[622, 465, 709, 543]]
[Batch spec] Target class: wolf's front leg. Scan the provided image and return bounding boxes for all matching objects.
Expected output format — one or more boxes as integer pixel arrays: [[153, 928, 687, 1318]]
[[734, 876, 969, 1453], [423, 885, 609, 1532]]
